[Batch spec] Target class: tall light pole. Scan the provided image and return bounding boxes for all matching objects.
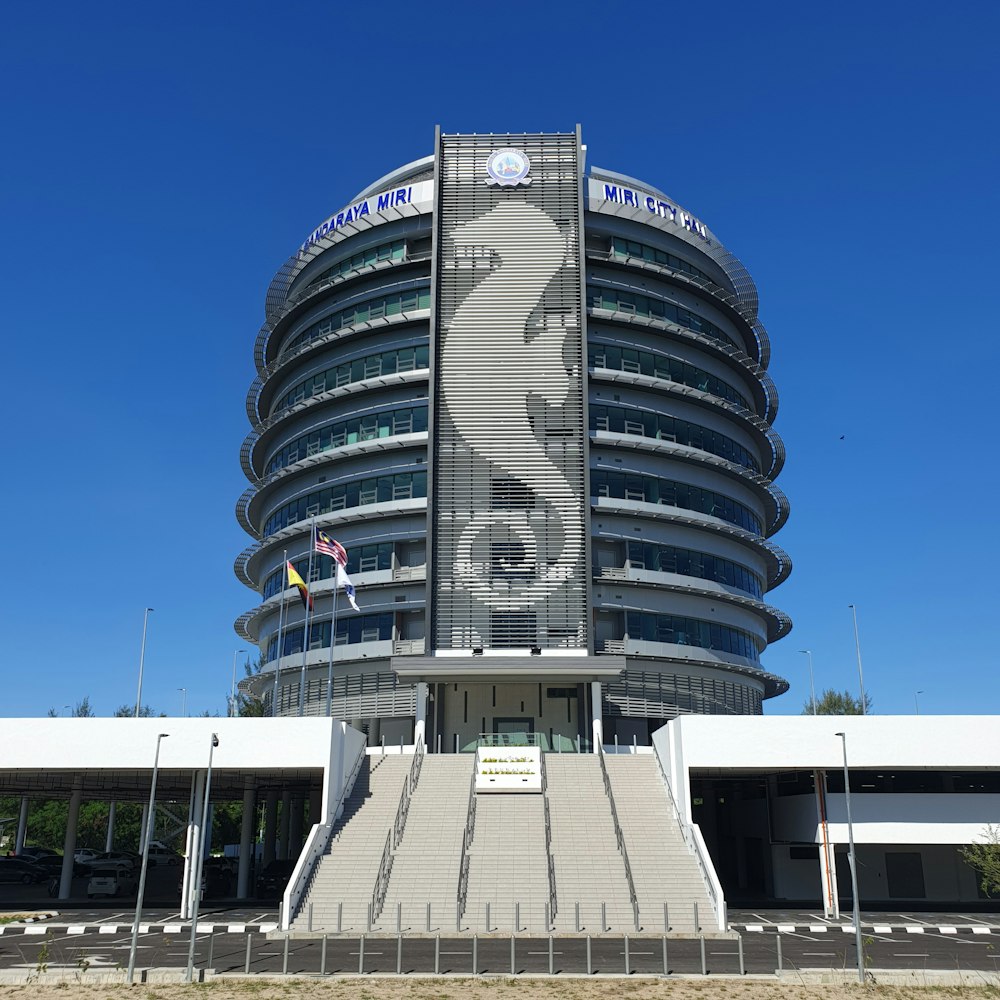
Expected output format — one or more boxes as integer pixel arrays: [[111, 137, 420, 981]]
[[178, 688, 187, 717], [914, 690, 924, 714], [230, 649, 246, 718], [847, 605, 868, 714], [799, 649, 817, 715], [835, 731, 865, 984], [127, 732, 169, 983], [186, 732, 219, 983], [134, 608, 154, 717]]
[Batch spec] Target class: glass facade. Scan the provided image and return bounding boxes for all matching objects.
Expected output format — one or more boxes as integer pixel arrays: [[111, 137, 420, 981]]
[[305, 239, 405, 289], [262, 542, 396, 600], [623, 611, 761, 661], [590, 403, 760, 472], [613, 541, 764, 598], [590, 468, 762, 534], [610, 236, 714, 283], [264, 612, 396, 661]]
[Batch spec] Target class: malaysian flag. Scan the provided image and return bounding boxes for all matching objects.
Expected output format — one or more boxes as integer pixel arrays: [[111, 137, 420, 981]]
[[315, 529, 347, 567]]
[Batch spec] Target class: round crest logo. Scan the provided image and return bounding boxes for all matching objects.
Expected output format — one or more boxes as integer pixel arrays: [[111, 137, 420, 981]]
[[485, 148, 532, 187]]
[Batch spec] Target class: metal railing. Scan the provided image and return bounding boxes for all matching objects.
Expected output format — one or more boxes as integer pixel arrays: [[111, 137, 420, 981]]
[[456, 760, 477, 919], [651, 744, 727, 931], [540, 753, 558, 925], [370, 830, 393, 923], [477, 732, 546, 748], [598, 745, 639, 928], [282, 736, 367, 929], [392, 737, 424, 849]]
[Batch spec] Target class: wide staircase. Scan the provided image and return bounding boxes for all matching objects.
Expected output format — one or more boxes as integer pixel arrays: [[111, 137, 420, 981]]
[[374, 754, 473, 932], [294, 753, 411, 932], [545, 755, 635, 932], [605, 754, 716, 933]]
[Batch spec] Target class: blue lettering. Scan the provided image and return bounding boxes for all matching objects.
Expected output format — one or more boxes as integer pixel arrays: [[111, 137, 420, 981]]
[[358, 201, 369, 218], [604, 183, 620, 203], [645, 195, 657, 213], [335, 212, 345, 228], [623, 189, 637, 207], [395, 186, 408, 205], [377, 192, 391, 211]]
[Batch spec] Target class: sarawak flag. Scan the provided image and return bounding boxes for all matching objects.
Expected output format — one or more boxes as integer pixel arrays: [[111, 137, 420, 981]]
[[336, 564, 360, 612], [315, 529, 348, 567], [287, 561, 313, 611]]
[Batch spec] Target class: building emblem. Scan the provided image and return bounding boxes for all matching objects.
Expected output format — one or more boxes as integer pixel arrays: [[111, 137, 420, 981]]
[[486, 148, 532, 187]]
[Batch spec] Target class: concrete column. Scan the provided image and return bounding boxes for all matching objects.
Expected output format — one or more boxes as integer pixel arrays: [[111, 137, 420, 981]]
[[288, 797, 304, 858], [14, 797, 28, 855], [414, 682, 428, 746], [180, 770, 206, 919], [814, 768, 840, 919], [237, 785, 256, 899], [138, 802, 150, 853], [59, 782, 83, 899], [278, 791, 291, 860], [262, 790, 279, 865], [105, 801, 116, 852], [590, 681, 604, 754]]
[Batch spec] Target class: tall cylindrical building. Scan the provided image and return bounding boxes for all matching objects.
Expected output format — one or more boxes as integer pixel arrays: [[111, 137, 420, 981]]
[[236, 128, 791, 747]]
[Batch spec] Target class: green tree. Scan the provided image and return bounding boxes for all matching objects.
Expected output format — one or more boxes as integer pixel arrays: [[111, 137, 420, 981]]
[[962, 825, 1000, 897], [113, 704, 162, 717], [71, 697, 95, 717], [802, 688, 873, 715]]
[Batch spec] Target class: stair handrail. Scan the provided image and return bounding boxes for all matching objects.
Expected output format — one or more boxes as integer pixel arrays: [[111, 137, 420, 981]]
[[456, 759, 477, 917], [651, 744, 727, 931], [282, 734, 367, 929], [391, 737, 424, 850], [540, 752, 558, 922], [370, 829, 393, 922], [598, 745, 639, 920]]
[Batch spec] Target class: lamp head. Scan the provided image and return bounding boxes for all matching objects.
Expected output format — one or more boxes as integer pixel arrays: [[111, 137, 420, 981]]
[[211, 733, 219, 748], [159, 733, 170, 739], [834, 731, 845, 738]]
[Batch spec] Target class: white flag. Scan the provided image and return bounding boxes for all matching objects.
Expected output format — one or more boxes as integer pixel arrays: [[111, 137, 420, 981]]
[[336, 563, 360, 612]]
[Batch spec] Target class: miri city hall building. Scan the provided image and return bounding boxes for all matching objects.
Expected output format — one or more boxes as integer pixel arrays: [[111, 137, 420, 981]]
[[235, 128, 792, 750]]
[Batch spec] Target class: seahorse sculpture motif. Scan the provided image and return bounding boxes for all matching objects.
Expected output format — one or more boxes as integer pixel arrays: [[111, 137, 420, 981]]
[[441, 198, 582, 610]]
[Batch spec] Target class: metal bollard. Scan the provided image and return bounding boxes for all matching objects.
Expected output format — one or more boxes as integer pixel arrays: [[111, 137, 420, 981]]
[[207, 928, 215, 970], [282, 935, 290, 975], [244, 933, 252, 974], [472, 934, 478, 975], [381, 735, 385, 756], [396, 934, 402, 975], [634, 900, 640, 932], [602, 901, 607, 932], [693, 901, 700, 933], [700, 934, 707, 975], [359, 934, 365, 975], [486, 901, 490, 932], [436, 733, 441, 753], [575, 901, 580, 933], [337, 902, 342, 933], [548, 934, 554, 975], [614, 734, 619, 753], [776, 933, 782, 974], [515, 901, 520, 933], [426, 901, 431, 932], [456, 902, 461, 932], [738, 934, 745, 976], [510, 934, 515, 975], [308, 902, 314, 932], [664, 902, 670, 932], [575, 735, 580, 753], [544, 902, 549, 931], [434, 934, 440, 975], [367, 902, 372, 934], [321, 935, 328, 976], [396, 902, 401, 935], [454, 734, 458, 753], [586, 934, 592, 975], [399, 737, 403, 754], [662, 935, 668, 975]]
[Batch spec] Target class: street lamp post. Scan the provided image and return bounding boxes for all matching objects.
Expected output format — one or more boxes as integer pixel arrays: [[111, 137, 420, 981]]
[[127, 732, 169, 983], [799, 649, 817, 715], [230, 649, 246, 718], [835, 731, 865, 984], [186, 732, 219, 982], [847, 605, 868, 714], [134, 608, 154, 717], [914, 690, 924, 714], [178, 688, 187, 717]]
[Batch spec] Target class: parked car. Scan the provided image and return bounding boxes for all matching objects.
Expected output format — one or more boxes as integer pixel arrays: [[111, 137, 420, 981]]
[[74, 848, 102, 864], [87, 867, 136, 898], [25, 854, 86, 879], [147, 845, 181, 866], [79, 851, 136, 872], [176, 857, 235, 899], [0, 857, 47, 884], [255, 860, 296, 898], [17, 846, 57, 861]]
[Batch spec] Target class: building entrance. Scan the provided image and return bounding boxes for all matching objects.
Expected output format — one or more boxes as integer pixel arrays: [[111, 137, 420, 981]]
[[493, 717, 535, 743]]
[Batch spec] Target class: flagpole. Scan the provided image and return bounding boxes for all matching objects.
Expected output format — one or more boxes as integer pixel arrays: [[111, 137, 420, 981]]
[[326, 584, 338, 717], [272, 549, 287, 718], [298, 519, 317, 717]]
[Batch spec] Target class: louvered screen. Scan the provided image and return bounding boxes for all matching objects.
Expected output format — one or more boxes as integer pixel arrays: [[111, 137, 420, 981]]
[[431, 132, 588, 652]]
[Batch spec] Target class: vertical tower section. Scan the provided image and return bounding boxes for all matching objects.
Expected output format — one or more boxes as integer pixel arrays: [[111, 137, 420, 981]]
[[430, 131, 589, 653]]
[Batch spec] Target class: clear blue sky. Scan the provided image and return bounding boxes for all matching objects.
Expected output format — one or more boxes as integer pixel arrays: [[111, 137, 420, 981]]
[[3, 2, 997, 718]]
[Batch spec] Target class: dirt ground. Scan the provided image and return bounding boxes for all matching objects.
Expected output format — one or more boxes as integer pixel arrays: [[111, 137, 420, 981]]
[[1, 982, 999, 1000]]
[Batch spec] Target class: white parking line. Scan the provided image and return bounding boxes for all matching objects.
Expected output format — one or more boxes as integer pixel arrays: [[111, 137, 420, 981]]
[[808, 925, 828, 933], [163, 924, 183, 933], [776, 924, 795, 933], [803, 951, 835, 956], [227, 923, 246, 933], [939, 926, 958, 934], [66, 925, 87, 935], [873, 925, 893, 934], [972, 927, 992, 935], [745, 924, 764, 932], [98, 925, 118, 935], [24, 927, 47, 936]]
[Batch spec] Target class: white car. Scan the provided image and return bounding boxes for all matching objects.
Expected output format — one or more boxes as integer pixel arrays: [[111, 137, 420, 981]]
[[146, 845, 181, 866], [74, 848, 101, 864], [87, 867, 136, 898]]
